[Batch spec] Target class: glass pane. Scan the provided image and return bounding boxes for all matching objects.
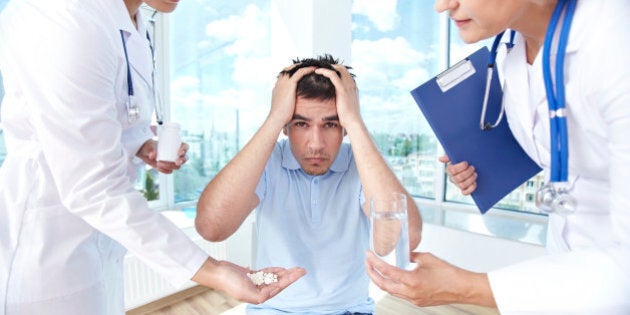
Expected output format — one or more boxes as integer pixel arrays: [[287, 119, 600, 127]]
[[445, 24, 544, 214], [169, 0, 270, 204], [351, 1, 440, 199], [0, 71, 6, 167]]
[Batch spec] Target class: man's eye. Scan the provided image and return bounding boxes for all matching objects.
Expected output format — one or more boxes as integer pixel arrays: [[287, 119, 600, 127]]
[[294, 122, 307, 128], [324, 122, 339, 129]]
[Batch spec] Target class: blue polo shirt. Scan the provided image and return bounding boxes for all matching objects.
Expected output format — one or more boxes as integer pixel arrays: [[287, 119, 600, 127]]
[[247, 139, 374, 314]]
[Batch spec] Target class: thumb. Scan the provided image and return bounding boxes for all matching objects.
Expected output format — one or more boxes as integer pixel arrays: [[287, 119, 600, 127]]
[[438, 155, 450, 163], [410, 252, 424, 264]]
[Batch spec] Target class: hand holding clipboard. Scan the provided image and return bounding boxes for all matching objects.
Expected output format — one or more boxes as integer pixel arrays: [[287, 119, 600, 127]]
[[410, 47, 541, 213]]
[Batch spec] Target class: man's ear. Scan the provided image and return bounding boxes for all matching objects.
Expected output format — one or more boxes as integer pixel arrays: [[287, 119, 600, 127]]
[[283, 124, 289, 136]]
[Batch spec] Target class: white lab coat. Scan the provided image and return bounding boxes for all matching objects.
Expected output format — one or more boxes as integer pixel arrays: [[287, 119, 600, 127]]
[[0, 1, 207, 314], [488, 1, 630, 314]]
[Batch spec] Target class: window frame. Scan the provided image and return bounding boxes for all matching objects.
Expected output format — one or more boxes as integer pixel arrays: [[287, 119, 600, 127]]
[[152, 0, 548, 245]]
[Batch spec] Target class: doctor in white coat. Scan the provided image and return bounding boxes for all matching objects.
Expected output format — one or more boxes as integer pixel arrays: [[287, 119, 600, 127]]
[[366, 0, 630, 314], [0, 0, 305, 314]]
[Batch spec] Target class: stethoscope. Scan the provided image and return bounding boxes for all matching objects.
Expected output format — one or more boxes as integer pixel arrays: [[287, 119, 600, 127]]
[[119, 10, 164, 125], [481, 0, 578, 215]]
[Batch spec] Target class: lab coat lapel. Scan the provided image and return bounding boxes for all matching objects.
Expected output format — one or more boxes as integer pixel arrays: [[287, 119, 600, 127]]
[[501, 35, 537, 157], [120, 10, 153, 89], [527, 11, 581, 161]]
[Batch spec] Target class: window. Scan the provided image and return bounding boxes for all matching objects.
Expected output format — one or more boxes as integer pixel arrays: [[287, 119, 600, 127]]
[[352, 1, 440, 200], [350, 1, 547, 245], [0, 1, 548, 245], [147, 0, 548, 244], [168, 0, 271, 205]]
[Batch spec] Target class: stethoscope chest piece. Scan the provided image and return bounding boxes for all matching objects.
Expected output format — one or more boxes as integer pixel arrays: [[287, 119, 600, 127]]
[[535, 183, 577, 216], [127, 95, 140, 123]]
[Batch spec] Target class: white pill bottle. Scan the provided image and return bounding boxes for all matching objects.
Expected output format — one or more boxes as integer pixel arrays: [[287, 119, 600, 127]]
[[157, 122, 182, 162]]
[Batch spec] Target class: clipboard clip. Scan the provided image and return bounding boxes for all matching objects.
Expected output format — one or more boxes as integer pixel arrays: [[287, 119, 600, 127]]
[[436, 59, 475, 93]]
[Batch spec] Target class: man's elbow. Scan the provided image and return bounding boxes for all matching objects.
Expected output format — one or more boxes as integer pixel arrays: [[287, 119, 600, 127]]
[[195, 216, 230, 242], [410, 229, 422, 251]]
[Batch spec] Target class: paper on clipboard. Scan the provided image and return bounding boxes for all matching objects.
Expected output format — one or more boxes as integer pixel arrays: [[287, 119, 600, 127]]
[[410, 46, 541, 213]]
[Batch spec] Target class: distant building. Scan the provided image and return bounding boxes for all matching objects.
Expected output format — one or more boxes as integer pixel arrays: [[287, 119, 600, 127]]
[[404, 152, 438, 198]]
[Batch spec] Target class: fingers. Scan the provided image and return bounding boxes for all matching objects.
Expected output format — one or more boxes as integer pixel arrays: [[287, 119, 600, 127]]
[[438, 155, 451, 163], [277, 267, 307, 284], [459, 174, 477, 195], [445, 161, 477, 195], [366, 251, 404, 282], [251, 267, 306, 304], [178, 142, 189, 155], [365, 251, 407, 295], [314, 65, 355, 89], [277, 65, 316, 83], [277, 63, 301, 77], [157, 142, 189, 171], [365, 251, 388, 287], [314, 65, 360, 125], [156, 160, 181, 174], [410, 251, 425, 264]]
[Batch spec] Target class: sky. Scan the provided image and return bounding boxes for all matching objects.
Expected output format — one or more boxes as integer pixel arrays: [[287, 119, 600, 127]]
[[168, 0, 463, 143]]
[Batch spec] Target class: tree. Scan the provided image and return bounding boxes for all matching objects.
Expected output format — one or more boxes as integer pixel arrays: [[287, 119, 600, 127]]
[[141, 170, 159, 201]]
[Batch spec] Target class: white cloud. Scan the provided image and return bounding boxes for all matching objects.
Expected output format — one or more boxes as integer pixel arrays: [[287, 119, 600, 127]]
[[351, 0, 399, 32], [352, 37, 431, 91], [204, 4, 271, 87], [351, 37, 433, 134]]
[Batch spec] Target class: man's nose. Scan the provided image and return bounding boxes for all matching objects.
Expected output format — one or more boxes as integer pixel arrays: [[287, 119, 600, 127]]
[[307, 127, 325, 150]]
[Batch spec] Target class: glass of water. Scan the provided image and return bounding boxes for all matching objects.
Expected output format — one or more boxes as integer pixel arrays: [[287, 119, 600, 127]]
[[369, 192, 409, 269]]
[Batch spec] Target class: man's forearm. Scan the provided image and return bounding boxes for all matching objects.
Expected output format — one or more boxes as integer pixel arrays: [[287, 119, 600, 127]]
[[196, 117, 284, 241], [344, 119, 422, 249]]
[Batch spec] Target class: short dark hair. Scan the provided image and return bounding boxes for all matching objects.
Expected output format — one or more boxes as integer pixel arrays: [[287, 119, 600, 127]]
[[279, 54, 355, 101]]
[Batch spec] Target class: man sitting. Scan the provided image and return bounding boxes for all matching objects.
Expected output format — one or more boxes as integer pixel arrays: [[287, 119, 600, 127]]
[[195, 55, 422, 314]]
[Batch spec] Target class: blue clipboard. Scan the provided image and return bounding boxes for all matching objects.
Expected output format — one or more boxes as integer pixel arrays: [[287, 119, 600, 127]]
[[410, 47, 541, 213]]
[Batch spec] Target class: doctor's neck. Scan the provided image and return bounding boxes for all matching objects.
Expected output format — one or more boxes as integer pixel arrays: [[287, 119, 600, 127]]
[[124, 0, 143, 28], [511, 1, 557, 64]]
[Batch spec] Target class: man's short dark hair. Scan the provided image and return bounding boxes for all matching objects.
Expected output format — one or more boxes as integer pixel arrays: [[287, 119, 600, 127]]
[[279, 54, 355, 101]]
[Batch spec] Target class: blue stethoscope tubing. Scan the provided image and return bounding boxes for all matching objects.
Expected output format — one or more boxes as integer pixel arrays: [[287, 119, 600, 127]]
[[484, 0, 577, 213], [119, 30, 136, 118], [543, 0, 577, 184]]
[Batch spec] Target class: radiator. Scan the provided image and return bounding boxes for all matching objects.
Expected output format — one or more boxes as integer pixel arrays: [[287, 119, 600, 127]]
[[123, 235, 227, 310]]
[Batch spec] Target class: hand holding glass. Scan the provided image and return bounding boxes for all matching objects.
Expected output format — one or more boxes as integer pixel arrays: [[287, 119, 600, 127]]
[[369, 192, 410, 269]]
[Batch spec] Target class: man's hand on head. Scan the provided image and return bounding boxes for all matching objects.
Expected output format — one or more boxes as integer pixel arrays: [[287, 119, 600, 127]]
[[314, 65, 362, 129], [269, 65, 316, 127]]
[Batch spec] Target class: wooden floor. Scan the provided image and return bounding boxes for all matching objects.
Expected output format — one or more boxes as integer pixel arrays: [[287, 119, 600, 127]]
[[127, 285, 500, 315]]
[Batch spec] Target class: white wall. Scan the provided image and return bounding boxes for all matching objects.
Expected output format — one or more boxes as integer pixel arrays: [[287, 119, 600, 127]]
[[417, 223, 546, 272], [271, 0, 352, 69]]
